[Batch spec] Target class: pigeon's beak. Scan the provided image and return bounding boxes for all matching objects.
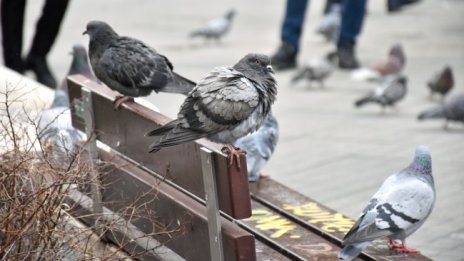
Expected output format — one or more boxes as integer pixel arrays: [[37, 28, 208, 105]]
[[82, 30, 88, 35], [267, 65, 274, 74]]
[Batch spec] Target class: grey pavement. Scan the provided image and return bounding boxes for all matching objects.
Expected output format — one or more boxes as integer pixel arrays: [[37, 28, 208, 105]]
[[5, 0, 464, 260]]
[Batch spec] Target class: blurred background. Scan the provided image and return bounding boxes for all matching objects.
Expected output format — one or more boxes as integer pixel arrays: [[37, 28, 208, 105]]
[[1, 0, 463, 260]]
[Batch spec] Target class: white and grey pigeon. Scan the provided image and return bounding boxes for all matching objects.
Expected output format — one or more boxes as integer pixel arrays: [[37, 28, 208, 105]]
[[418, 92, 464, 128], [317, 3, 341, 43], [84, 20, 196, 109], [38, 90, 85, 160], [291, 52, 338, 88], [146, 53, 277, 168], [427, 66, 454, 99], [234, 111, 279, 182], [61, 44, 98, 91], [338, 145, 435, 261], [354, 76, 407, 112], [190, 9, 236, 41]]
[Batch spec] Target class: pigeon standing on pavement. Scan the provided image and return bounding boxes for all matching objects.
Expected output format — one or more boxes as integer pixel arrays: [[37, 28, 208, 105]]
[[38, 89, 85, 159], [146, 53, 277, 168], [84, 20, 196, 109], [234, 111, 279, 181], [418, 92, 464, 128], [338, 145, 435, 260], [427, 66, 454, 98], [317, 4, 342, 43], [291, 52, 338, 88], [351, 44, 406, 81], [354, 76, 407, 112], [61, 44, 98, 91], [190, 9, 236, 42]]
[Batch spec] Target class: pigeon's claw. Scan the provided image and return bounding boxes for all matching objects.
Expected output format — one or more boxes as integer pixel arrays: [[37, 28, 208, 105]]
[[221, 145, 246, 170], [113, 95, 134, 110], [388, 240, 417, 253]]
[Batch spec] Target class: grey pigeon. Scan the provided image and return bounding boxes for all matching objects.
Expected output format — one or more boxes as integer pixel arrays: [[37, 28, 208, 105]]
[[355, 76, 407, 112], [146, 53, 277, 168], [38, 90, 85, 159], [291, 52, 337, 88], [372, 44, 406, 76], [234, 111, 279, 181], [418, 92, 464, 128], [190, 9, 236, 41], [61, 44, 97, 91], [317, 3, 341, 43], [338, 145, 435, 260], [427, 66, 454, 98], [84, 21, 196, 109]]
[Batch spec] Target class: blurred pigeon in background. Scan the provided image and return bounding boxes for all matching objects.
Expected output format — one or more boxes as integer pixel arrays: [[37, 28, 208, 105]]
[[339, 145, 435, 260], [317, 3, 341, 43], [147, 53, 277, 168], [291, 52, 337, 88], [355, 76, 407, 112], [351, 44, 406, 81], [190, 9, 236, 42], [234, 111, 279, 182], [418, 92, 464, 129], [61, 44, 97, 91], [427, 66, 454, 99], [38, 89, 84, 160], [84, 21, 196, 109]]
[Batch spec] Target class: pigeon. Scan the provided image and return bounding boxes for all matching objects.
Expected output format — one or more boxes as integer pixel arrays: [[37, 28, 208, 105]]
[[234, 111, 279, 182], [354, 76, 407, 112], [61, 44, 98, 91], [427, 66, 454, 98], [84, 20, 196, 109], [317, 3, 341, 43], [338, 145, 435, 260], [190, 9, 236, 41], [38, 89, 85, 160], [146, 53, 277, 168], [351, 44, 406, 82], [291, 52, 337, 88], [417, 92, 464, 128]]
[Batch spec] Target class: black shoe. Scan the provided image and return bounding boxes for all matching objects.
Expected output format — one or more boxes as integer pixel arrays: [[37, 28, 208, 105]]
[[387, 0, 421, 13], [337, 43, 360, 70], [25, 55, 57, 88], [271, 41, 297, 71]]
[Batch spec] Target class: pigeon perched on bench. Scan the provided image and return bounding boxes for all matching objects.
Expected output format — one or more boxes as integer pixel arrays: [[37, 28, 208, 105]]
[[190, 9, 236, 42], [354, 76, 407, 113], [234, 111, 279, 181], [84, 20, 196, 109], [418, 92, 464, 129], [338, 145, 435, 260], [147, 53, 277, 168], [427, 66, 454, 99]]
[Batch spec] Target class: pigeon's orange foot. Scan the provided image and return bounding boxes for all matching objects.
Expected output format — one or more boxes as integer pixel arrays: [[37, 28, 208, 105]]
[[113, 95, 134, 110], [388, 240, 417, 253], [221, 145, 246, 170], [259, 172, 270, 179]]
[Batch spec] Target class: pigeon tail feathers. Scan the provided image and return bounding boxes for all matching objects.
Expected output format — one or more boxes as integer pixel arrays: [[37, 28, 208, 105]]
[[338, 242, 370, 261], [417, 107, 445, 120], [161, 72, 196, 95]]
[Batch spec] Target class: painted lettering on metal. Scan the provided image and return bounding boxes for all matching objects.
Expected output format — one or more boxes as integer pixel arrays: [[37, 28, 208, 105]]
[[283, 203, 355, 233], [246, 209, 300, 238]]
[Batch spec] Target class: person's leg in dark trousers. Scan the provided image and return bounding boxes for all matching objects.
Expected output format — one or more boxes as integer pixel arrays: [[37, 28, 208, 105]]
[[26, 0, 70, 88], [271, 0, 309, 70], [1, 0, 27, 73], [323, 0, 343, 14], [337, 0, 366, 69]]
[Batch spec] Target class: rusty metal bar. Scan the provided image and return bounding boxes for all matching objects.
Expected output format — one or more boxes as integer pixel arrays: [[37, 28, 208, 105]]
[[200, 147, 224, 261], [67, 75, 251, 219], [80, 87, 103, 234]]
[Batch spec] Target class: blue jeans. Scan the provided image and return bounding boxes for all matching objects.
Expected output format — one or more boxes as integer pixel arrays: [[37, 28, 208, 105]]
[[280, 0, 367, 51]]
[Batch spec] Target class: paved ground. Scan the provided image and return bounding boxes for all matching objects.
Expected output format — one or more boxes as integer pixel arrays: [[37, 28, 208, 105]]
[[2, 0, 463, 260]]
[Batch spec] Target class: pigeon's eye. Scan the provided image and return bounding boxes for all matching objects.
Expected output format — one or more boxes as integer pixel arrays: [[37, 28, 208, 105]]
[[255, 59, 260, 64]]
